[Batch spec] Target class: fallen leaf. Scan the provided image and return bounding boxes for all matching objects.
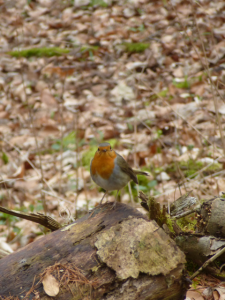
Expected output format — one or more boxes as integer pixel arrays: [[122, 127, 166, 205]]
[[214, 287, 225, 300], [185, 291, 204, 299], [111, 81, 135, 102], [41, 89, 57, 107], [209, 40, 225, 64], [42, 273, 59, 297], [11, 164, 25, 179]]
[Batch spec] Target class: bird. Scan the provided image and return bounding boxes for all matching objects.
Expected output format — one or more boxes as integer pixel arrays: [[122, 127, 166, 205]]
[[90, 142, 149, 208]]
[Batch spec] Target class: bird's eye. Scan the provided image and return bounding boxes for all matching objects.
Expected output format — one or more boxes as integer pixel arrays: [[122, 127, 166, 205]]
[[98, 148, 99, 151]]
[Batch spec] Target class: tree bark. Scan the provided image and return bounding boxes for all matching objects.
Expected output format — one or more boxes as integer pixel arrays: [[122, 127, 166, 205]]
[[0, 203, 187, 300]]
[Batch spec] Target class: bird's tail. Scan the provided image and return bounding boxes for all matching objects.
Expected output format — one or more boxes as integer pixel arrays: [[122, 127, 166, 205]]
[[133, 170, 150, 176]]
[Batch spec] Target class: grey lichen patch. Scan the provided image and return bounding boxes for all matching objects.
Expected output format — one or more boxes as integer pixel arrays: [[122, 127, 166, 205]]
[[95, 218, 186, 280]]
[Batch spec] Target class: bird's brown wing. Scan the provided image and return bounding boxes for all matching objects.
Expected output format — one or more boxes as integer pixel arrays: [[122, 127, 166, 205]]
[[116, 153, 138, 184], [133, 170, 149, 176]]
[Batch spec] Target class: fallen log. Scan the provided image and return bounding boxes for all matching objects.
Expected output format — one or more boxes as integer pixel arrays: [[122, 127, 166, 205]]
[[139, 192, 225, 279], [0, 202, 187, 300], [176, 196, 225, 279], [196, 196, 225, 237]]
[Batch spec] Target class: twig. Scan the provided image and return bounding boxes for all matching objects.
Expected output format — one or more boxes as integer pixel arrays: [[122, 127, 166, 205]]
[[190, 246, 225, 280], [0, 205, 61, 231], [172, 207, 198, 219]]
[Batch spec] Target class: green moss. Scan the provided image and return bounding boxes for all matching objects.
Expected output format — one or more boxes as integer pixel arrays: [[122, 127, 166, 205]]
[[9, 47, 70, 58], [129, 24, 145, 32], [166, 159, 222, 178], [172, 77, 190, 89], [158, 88, 168, 97], [172, 74, 204, 90], [138, 240, 146, 249], [122, 42, 150, 53], [176, 214, 197, 231], [1, 152, 9, 164], [141, 195, 168, 226], [147, 89, 172, 103], [166, 218, 175, 234], [80, 0, 109, 7], [215, 273, 225, 278], [207, 162, 222, 171], [80, 45, 99, 54], [150, 89, 168, 101], [89, 0, 109, 7]]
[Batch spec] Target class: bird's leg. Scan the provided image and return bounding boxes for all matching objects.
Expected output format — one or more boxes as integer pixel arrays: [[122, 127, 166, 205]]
[[89, 191, 107, 218], [99, 191, 107, 205], [112, 190, 119, 209]]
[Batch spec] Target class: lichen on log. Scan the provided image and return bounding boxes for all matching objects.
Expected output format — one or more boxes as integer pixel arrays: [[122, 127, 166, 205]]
[[0, 203, 188, 299]]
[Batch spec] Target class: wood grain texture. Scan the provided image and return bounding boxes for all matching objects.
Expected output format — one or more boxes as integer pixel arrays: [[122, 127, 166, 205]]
[[0, 203, 187, 299]]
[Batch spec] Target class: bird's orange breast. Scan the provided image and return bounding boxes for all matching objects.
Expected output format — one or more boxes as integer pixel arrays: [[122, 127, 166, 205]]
[[91, 150, 117, 179]]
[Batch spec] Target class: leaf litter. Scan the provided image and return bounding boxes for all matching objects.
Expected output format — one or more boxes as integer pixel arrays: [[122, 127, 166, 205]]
[[1, 0, 225, 298]]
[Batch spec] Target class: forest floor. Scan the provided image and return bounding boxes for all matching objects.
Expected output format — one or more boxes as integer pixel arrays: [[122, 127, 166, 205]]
[[1, 0, 225, 298]]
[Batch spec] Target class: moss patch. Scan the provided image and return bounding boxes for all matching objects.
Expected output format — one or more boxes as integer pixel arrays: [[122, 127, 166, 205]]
[[1, 152, 9, 164], [176, 213, 197, 232], [89, 0, 109, 7], [166, 159, 222, 178], [9, 47, 70, 58], [122, 42, 150, 53]]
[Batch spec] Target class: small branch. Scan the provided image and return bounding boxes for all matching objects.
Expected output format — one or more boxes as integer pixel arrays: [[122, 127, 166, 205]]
[[0, 205, 61, 231], [190, 246, 225, 280], [172, 208, 198, 220]]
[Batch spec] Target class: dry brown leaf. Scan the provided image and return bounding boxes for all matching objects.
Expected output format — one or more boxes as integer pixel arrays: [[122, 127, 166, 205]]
[[13, 83, 27, 102], [2, 3, 225, 297], [215, 287, 225, 300], [14, 180, 40, 192], [11, 164, 25, 179], [98, 125, 120, 140], [213, 290, 220, 300], [9, 135, 28, 146], [41, 89, 57, 107], [209, 40, 225, 64]]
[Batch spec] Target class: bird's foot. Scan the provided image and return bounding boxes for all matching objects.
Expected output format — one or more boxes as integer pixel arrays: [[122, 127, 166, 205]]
[[110, 201, 117, 210]]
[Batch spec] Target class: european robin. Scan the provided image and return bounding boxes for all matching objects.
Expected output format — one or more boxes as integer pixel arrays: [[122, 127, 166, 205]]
[[90, 142, 149, 207]]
